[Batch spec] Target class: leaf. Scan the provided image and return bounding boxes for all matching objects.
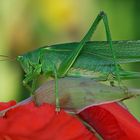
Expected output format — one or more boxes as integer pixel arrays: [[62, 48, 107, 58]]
[[34, 77, 140, 113]]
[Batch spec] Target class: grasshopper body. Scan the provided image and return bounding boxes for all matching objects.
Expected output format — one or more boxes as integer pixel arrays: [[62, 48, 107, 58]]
[[17, 40, 140, 81], [6, 11, 140, 110]]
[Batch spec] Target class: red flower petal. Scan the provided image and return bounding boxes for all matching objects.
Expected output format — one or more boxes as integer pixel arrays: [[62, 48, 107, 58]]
[[78, 102, 140, 140], [0, 101, 97, 140], [0, 100, 16, 111]]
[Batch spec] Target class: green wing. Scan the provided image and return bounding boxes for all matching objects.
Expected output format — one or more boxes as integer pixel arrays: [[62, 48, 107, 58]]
[[44, 40, 140, 80]]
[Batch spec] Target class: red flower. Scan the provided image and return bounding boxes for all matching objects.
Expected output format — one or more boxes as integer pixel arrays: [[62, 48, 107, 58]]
[[0, 101, 97, 140], [0, 101, 140, 140], [78, 102, 140, 140]]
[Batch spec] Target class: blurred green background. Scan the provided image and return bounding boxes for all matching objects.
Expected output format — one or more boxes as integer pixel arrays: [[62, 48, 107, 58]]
[[0, 0, 140, 119]]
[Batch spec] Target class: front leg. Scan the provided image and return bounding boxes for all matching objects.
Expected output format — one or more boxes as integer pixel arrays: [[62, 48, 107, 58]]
[[40, 52, 60, 112], [23, 76, 38, 96], [23, 79, 32, 94], [53, 67, 60, 112], [23, 64, 41, 95]]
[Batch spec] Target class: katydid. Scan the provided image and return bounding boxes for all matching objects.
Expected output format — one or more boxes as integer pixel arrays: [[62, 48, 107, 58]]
[[17, 11, 118, 111], [0, 77, 140, 117], [1, 11, 140, 111]]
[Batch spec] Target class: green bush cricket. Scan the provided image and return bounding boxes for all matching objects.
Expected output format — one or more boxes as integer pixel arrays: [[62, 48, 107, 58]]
[[18, 11, 120, 111], [1, 11, 140, 112]]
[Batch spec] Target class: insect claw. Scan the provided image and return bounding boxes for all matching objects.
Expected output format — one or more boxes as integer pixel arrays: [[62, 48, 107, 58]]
[[55, 107, 61, 114], [23, 80, 26, 85]]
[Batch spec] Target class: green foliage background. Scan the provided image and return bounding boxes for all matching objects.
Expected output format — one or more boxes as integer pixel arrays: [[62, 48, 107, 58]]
[[0, 0, 140, 119]]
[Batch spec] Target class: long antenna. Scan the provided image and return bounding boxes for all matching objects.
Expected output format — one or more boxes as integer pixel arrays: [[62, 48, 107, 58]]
[[0, 55, 10, 57], [0, 55, 16, 61]]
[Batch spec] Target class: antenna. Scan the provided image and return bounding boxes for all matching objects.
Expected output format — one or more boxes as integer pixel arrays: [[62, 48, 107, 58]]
[[0, 55, 16, 61]]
